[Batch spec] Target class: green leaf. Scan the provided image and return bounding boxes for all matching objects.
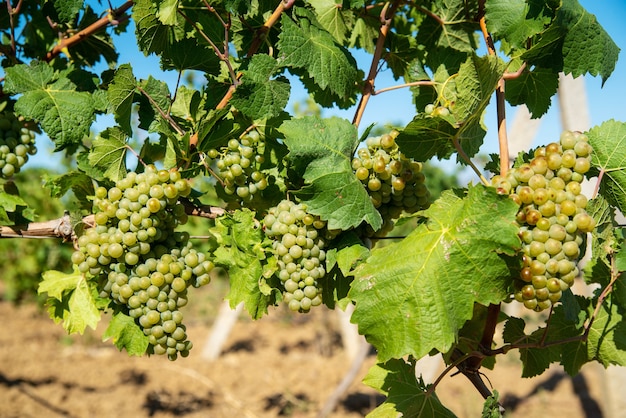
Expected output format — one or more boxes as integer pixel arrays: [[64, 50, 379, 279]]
[[557, 0, 620, 83], [156, 0, 179, 25], [363, 358, 456, 418], [415, 1, 479, 56], [171, 85, 201, 122], [485, 0, 554, 49], [453, 54, 505, 152], [587, 120, 626, 214], [54, 0, 84, 23], [44, 171, 94, 211], [350, 185, 520, 361], [103, 312, 150, 356], [107, 64, 137, 135], [482, 390, 502, 418], [522, 0, 620, 84], [502, 316, 559, 377], [396, 115, 458, 161], [279, 116, 381, 230], [4, 62, 96, 150], [213, 210, 275, 319], [88, 126, 129, 182], [549, 294, 626, 375], [505, 68, 559, 118], [0, 189, 31, 226], [39, 268, 102, 334], [277, 12, 359, 101], [231, 55, 291, 120], [39, 268, 82, 300], [310, 0, 352, 44]]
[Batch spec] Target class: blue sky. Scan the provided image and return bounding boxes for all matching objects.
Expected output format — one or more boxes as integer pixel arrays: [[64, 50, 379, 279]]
[[27, 1, 626, 170]]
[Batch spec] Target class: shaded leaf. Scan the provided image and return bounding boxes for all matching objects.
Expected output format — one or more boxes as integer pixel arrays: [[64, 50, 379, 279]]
[[103, 312, 150, 356]]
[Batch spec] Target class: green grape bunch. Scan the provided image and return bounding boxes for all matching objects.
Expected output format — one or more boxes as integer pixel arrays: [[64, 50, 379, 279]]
[[263, 200, 335, 313], [492, 131, 595, 312], [0, 112, 37, 179], [71, 166, 213, 360], [352, 130, 431, 236], [207, 130, 269, 202]]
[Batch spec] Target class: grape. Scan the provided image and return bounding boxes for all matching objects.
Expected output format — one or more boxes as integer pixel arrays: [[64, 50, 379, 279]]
[[352, 130, 431, 238], [71, 166, 214, 360], [0, 112, 37, 179], [207, 130, 271, 204], [498, 131, 595, 312], [263, 200, 334, 313]]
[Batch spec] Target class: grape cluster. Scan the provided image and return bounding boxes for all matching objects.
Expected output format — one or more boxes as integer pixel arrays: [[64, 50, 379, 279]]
[[207, 130, 268, 202], [492, 131, 595, 311], [263, 200, 331, 312], [424, 103, 451, 117], [352, 130, 430, 235], [71, 166, 214, 359], [0, 112, 36, 179]]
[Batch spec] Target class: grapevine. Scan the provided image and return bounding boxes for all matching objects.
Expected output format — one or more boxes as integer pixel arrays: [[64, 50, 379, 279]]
[[0, 1, 624, 417]]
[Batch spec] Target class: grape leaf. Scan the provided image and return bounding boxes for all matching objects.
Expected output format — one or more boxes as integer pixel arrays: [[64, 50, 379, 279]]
[[522, 0, 620, 84], [485, 0, 554, 49], [54, 0, 84, 23], [310, 0, 352, 44], [453, 54, 505, 153], [415, 0, 479, 56], [156, 0, 179, 25], [39, 268, 102, 334], [505, 68, 559, 118], [103, 312, 150, 356], [350, 185, 520, 361], [549, 294, 626, 375], [231, 55, 291, 120], [587, 120, 626, 214], [0, 189, 32, 226], [44, 171, 94, 211], [396, 116, 458, 161], [88, 126, 129, 181], [278, 116, 382, 231], [107, 64, 137, 135], [557, 0, 620, 83], [4, 62, 96, 150], [277, 11, 359, 101], [583, 196, 617, 289], [171, 85, 201, 122], [213, 209, 276, 319], [363, 358, 456, 418], [502, 317, 560, 377]]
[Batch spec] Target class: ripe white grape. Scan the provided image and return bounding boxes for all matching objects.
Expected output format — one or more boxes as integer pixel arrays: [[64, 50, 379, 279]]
[[0, 112, 37, 179], [494, 131, 595, 312], [72, 166, 212, 359]]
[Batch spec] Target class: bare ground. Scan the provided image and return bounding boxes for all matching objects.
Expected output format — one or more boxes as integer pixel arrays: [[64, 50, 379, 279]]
[[0, 283, 609, 418]]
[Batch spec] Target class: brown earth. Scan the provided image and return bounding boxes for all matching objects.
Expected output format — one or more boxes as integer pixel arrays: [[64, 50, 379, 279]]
[[0, 282, 609, 418]]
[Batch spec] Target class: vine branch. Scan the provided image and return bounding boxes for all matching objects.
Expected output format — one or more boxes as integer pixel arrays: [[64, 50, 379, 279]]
[[352, 1, 402, 127], [0, 201, 225, 240], [44, 0, 134, 62]]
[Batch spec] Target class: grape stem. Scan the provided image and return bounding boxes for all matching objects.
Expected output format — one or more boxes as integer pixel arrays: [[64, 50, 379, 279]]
[[352, 1, 402, 127], [452, 137, 489, 185], [373, 80, 436, 96]]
